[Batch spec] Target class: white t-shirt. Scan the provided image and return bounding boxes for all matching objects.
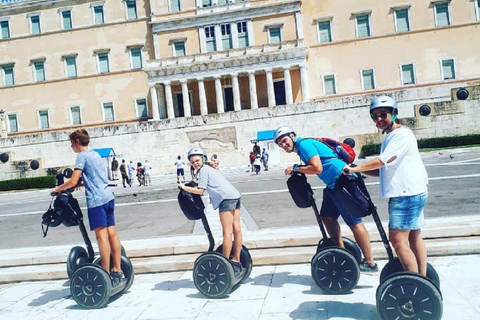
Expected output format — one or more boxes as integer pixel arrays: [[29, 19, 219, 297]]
[[378, 127, 428, 198], [175, 160, 184, 169]]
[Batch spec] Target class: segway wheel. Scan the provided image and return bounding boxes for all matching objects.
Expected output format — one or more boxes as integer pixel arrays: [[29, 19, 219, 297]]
[[380, 258, 441, 290], [317, 237, 362, 263], [376, 272, 443, 320], [215, 244, 253, 283], [67, 246, 89, 278], [70, 264, 111, 309], [193, 253, 234, 298], [311, 247, 360, 294], [93, 255, 135, 293]]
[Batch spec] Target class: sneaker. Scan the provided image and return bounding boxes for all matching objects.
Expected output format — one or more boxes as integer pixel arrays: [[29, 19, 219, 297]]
[[359, 261, 379, 274], [230, 260, 242, 275], [110, 270, 125, 286]]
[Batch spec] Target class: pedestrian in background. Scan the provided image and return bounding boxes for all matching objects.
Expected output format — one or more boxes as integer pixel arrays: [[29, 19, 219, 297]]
[[210, 154, 220, 170], [144, 160, 152, 186], [119, 159, 130, 188], [111, 157, 119, 181], [261, 148, 269, 171], [127, 161, 136, 186], [175, 156, 186, 184], [55, 169, 65, 186]]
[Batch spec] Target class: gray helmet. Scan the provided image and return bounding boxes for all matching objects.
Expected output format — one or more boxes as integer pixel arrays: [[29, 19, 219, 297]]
[[370, 95, 398, 114], [187, 147, 207, 161], [273, 126, 296, 144]]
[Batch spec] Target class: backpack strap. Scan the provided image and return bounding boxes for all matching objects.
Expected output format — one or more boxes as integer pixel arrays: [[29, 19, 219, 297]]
[[297, 138, 338, 162]]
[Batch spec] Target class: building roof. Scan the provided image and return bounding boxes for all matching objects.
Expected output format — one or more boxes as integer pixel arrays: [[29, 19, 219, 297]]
[[93, 148, 115, 158]]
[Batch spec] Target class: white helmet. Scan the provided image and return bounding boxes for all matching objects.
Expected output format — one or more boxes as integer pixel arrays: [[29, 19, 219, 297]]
[[370, 95, 398, 114], [273, 126, 296, 144], [187, 147, 207, 161]]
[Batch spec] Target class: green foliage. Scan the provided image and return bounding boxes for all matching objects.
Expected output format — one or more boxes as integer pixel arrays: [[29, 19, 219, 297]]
[[0, 175, 56, 192], [361, 134, 480, 157]]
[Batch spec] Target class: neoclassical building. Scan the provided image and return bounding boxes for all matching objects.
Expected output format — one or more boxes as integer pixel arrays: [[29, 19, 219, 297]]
[[1, 0, 480, 135]]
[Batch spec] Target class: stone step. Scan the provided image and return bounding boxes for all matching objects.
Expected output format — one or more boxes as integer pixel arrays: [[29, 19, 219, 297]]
[[1, 235, 479, 284]]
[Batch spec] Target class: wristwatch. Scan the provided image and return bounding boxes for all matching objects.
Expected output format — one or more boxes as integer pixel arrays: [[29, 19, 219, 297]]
[[293, 164, 298, 172]]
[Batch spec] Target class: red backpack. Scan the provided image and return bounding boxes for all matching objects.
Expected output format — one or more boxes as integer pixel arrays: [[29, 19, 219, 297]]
[[307, 138, 356, 164]]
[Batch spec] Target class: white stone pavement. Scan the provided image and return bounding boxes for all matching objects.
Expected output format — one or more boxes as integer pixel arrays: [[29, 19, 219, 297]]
[[0, 254, 479, 320]]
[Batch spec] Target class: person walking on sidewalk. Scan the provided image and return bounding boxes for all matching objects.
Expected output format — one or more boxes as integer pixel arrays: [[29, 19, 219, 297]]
[[119, 159, 130, 188], [127, 161, 136, 186], [178, 147, 244, 274], [261, 148, 269, 171], [111, 157, 119, 181], [274, 126, 378, 273], [52, 129, 124, 284], [344, 96, 429, 276], [144, 160, 152, 186], [175, 156, 186, 183]]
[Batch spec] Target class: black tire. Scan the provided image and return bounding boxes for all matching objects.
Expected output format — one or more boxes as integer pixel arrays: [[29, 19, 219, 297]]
[[70, 264, 111, 309], [93, 255, 135, 293], [193, 252, 234, 298], [67, 246, 89, 278], [376, 272, 443, 320], [215, 244, 253, 283], [380, 258, 441, 290], [311, 247, 360, 294], [316, 237, 362, 264]]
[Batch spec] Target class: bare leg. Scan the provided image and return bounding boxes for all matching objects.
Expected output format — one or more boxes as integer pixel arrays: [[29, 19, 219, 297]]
[[409, 229, 427, 276], [107, 225, 122, 272], [219, 210, 234, 259], [350, 222, 375, 266], [390, 229, 421, 274], [231, 208, 243, 262], [321, 216, 344, 248], [94, 227, 111, 273]]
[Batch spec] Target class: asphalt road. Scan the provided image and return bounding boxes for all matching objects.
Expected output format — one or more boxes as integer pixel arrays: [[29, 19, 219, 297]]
[[0, 147, 479, 250]]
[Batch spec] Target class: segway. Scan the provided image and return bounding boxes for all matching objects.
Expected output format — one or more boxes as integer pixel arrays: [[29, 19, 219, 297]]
[[340, 169, 443, 320], [178, 184, 253, 298], [287, 172, 362, 294], [42, 191, 134, 309]]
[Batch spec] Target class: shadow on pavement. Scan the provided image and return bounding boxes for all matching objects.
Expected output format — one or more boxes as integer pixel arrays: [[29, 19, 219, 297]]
[[290, 301, 378, 320], [28, 288, 70, 307]]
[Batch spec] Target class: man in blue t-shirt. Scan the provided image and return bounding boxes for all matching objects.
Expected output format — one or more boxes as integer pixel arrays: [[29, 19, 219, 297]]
[[274, 126, 378, 273], [53, 129, 125, 284]]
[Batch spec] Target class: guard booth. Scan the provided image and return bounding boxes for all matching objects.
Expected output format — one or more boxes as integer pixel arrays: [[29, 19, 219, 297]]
[[254, 130, 280, 165], [93, 148, 116, 181]]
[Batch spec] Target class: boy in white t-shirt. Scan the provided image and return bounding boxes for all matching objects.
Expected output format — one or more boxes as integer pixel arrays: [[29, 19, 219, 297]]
[[175, 156, 186, 183]]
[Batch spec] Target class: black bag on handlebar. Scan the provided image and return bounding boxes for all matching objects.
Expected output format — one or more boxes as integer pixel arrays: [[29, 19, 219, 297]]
[[178, 181, 205, 220], [334, 173, 373, 218], [287, 172, 314, 208]]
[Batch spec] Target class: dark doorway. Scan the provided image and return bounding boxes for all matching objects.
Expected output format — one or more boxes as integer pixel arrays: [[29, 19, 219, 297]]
[[274, 80, 286, 106], [224, 87, 234, 112], [175, 94, 184, 117]]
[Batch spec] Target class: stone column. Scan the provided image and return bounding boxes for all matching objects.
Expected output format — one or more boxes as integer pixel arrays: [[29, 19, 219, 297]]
[[248, 71, 258, 109], [164, 81, 175, 119], [214, 76, 224, 114], [232, 73, 241, 111], [265, 68, 275, 107], [149, 85, 160, 120], [214, 25, 222, 51], [197, 78, 208, 115], [180, 79, 191, 117], [295, 11, 303, 39], [157, 83, 166, 119], [300, 64, 310, 103], [283, 67, 293, 105]]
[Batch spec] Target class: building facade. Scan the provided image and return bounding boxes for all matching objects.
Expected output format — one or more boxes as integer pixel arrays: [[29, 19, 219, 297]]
[[1, 0, 480, 141]]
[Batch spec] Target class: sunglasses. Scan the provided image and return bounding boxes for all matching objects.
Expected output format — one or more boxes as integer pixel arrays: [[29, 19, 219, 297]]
[[370, 112, 389, 121]]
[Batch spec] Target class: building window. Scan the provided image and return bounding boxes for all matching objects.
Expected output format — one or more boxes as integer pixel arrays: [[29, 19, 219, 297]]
[[97, 52, 110, 74], [38, 110, 50, 129], [435, 2, 451, 27], [92, 3, 105, 25], [173, 41, 186, 57], [361, 69, 376, 90], [205, 26, 217, 52], [400, 63, 416, 85], [323, 74, 337, 95], [102, 102, 115, 122], [221, 23, 232, 50], [29, 14, 41, 35], [268, 26, 282, 44], [126, 0, 137, 20], [136, 98, 148, 118], [202, 0, 212, 7], [64, 56, 77, 78], [237, 21, 249, 48], [7, 114, 18, 133], [394, 8, 410, 32], [441, 58, 456, 80], [476, 0, 480, 21], [170, 0, 181, 12], [70, 106, 82, 125], [318, 20, 332, 43], [33, 60, 46, 82], [60, 9, 73, 30], [130, 47, 142, 69], [0, 20, 10, 39], [355, 14, 371, 38], [2, 64, 14, 87]]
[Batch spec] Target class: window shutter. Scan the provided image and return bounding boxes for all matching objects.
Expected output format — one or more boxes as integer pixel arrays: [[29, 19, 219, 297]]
[[362, 70, 375, 90], [174, 42, 185, 57], [396, 9, 410, 32], [1, 21, 9, 39], [442, 59, 455, 79], [237, 22, 248, 48], [62, 11, 72, 29], [137, 99, 148, 118], [39, 111, 49, 129], [35, 62, 45, 81], [104, 103, 114, 122], [8, 115, 18, 132], [170, 0, 180, 12], [269, 28, 281, 43], [356, 15, 370, 38], [4, 66, 14, 86], [436, 4, 450, 26], [71, 107, 81, 125], [402, 64, 415, 84], [324, 75, 336, 95], [318, 21, 332, 43], [66, 57, 77, 77]]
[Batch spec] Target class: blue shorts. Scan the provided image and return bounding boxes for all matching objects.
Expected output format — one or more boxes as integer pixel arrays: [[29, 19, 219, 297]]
[[388, 192, 427, 230], [87, 199, 115, 231], [177, 168, 185, 176], [320, 187, 362, 227], [218, 198, 241, 212]]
